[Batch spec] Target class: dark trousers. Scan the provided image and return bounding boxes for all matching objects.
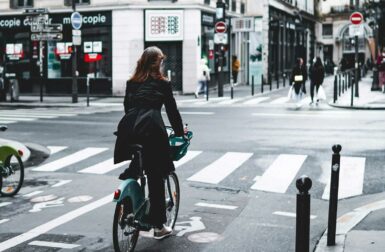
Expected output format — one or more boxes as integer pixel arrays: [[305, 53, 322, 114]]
[[310, 81, 320, 101], [232, 71, 239, 83], [147, 174, 166, 228]]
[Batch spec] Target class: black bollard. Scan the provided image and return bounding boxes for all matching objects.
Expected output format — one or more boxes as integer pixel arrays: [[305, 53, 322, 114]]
[[252, 75, 254, 96], [338, 74, 341, 96], [261, 75, 264, 93], [283, 72, 286, 87], [296, 175, 312, 252], [206, 79, 209, 101], [231, 79, 234, 100], [327, 144, 342, 246], [277, 73, 279, 89], [333, 75, 337, 103]]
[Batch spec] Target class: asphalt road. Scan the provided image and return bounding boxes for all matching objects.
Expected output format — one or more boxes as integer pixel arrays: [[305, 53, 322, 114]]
[[1, 91, 384, 251]]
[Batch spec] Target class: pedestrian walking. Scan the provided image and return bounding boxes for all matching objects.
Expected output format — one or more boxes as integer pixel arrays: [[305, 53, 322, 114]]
[[195, 58, 210, 98], [114, 46, 185, 239], [289, 57, 307, 106], [232, 55, 240, 83], [309, 57, 325, 105]]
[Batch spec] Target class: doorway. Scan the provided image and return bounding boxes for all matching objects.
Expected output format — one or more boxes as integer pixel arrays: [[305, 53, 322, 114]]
[[144, 42, 183, 91]]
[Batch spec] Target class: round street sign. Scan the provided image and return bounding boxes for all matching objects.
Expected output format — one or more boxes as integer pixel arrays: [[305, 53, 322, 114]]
[[350, 12, 363, 25], [71, 12, 83, 30], [215, 21, 227, 33]]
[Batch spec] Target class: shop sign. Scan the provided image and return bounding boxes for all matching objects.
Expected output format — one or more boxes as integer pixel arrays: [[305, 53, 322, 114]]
[[56, 42, 72, 60], [6, 43, 23, 60], [84, 53, 102, 62], [145, 10, 184, 41], [31, 23, 62, 33], [31, 33, 63, 41], [0, 11, 111, 30], [349, 24, 364, 37], [231, 17, 254, 32], [202, 12, 215, 26], [84, 41, 102, 53]]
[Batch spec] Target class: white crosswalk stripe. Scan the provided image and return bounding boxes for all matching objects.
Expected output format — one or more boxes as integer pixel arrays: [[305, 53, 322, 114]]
[[251, 154, 307, 193], [187, 152, 253, 184], [322, 156, 366, 200], [33, 145, 370, 199], [32, 147, 108, 172], [242, 97, 270, 105]]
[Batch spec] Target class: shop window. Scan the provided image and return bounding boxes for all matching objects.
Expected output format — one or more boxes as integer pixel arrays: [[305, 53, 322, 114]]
[[322, 24, 333, 37], [10, 0, 33, 8]]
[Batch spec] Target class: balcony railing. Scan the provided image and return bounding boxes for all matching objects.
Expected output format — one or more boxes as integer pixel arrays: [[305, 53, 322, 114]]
[[330, 5, 353, 14]]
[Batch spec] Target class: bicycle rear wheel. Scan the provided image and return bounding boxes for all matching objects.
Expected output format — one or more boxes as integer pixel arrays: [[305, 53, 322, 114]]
[[113, 197, 139, 252], [1, 154, 24, 196], [165, 172, 180, 229]]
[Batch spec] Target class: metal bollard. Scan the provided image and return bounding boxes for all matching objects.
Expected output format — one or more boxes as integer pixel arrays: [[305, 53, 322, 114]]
[[231, 78, 234, 99], [261, 74, 264, 93], [338, 74, 341, 96], [206, 80, 209, 101], [283, 72, 286, 87], [350, 72, 354, 107], [296, 175, 312, 252], [251, 75, 255, 96], [333, 75, 337, 103], [327, 144, 342, 246], [277, 73, 279, 89]]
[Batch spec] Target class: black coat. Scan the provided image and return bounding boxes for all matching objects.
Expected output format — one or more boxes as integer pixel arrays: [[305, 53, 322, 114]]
[[290, 65, 308, 85], [310, 65, 325, 85], [114, 77, 184, 176]]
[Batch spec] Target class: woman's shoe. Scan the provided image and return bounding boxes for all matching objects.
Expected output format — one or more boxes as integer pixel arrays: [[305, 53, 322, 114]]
[[153, 225, 172, 240]]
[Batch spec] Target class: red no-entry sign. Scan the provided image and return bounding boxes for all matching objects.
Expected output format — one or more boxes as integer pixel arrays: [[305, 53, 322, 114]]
[[350, 12, 363, 25], [215, 21, 227, 33]]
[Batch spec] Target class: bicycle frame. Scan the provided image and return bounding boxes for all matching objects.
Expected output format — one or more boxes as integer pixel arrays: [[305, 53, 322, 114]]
[[0, 145, 21, 165]]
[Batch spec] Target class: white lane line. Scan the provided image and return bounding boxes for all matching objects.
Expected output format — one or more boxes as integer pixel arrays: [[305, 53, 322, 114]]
[[251, 154, 307, 193], [174, 151, 202, 168], [78, 159, 130, 174], [32, 147, 108, 172], [0, 194, 112, 252], [187, 152, 253, 184], [322, 156, 366, 200], [52, 180, 72, 188], [23, 191, 44, 198], [0, 117, 36, 121], [0, 202, 12, 208], [251, 112, 355, 118], [243, 97, 270, 105], [29, 241, 80, 249], [0, 113, 57, 119], [270, 97, 289, 104], [0, 219, 9, 225], [0, 121, 16, 124], [195, 202, 238, 210], [273, 211, 317, 219], [47, 146, 68, 155]]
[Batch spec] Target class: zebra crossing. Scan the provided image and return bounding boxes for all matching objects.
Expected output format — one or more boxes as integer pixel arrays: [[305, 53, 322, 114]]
[[0, 106, 122, 124], [176, 95, 319, 107], [31, 145, 368, 200]]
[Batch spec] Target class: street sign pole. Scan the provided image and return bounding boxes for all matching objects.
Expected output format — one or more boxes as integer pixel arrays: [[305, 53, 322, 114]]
[[39, 39, 44, 102], [350, 12, 363, 98], [216, 0, 226, 98], [355, 35, 359, 97], [72, 1, 78, 103]]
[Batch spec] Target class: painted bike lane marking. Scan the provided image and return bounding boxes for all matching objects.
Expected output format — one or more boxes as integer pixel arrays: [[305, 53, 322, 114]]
[[0, 194, 112, 251]]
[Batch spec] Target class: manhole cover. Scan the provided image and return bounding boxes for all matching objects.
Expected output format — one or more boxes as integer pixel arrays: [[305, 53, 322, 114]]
[[188, 232, 222, 243]]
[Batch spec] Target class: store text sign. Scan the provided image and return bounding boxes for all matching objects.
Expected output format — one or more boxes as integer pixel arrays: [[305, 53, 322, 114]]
[[145, 10, 184, 41]]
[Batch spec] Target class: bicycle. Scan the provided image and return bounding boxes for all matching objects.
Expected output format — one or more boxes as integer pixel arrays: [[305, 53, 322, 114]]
[[0, 125, 24, 196], [112, 125, 192, 252]]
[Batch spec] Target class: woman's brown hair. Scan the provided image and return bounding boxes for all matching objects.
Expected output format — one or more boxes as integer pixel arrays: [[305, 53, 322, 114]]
[[129, 46, 167, 83]]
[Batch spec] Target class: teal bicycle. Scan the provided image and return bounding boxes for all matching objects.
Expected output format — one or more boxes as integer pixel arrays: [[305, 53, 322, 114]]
[[112, 125, 192, 252], [0, 125, 24, 196]]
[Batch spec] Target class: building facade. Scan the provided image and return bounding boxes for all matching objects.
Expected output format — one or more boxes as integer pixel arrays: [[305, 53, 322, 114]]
[[247, 0, 319, 84], [0, 0, 246, 96], [316, 0, 373, 72]]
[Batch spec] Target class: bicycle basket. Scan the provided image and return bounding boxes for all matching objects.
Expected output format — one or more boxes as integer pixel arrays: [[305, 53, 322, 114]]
[[169, 132, 192, 161]]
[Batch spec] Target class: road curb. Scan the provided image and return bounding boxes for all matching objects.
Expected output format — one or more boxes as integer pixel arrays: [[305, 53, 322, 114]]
[[328, 102, 385, 110], [315, 199, 385, 252]]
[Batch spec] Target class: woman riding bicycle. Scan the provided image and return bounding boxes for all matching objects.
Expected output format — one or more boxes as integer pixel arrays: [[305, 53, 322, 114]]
[[114, 46, 184, 239]]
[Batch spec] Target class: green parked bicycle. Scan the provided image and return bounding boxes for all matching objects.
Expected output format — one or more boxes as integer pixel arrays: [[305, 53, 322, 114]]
[[0, 125, 24, 196]]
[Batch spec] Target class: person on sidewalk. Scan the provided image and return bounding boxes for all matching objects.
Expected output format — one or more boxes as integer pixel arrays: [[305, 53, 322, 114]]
[[289, 57, 307, 104], [309, 57, 325, 105], [195, 58, 210, 98], [232, 55, 240, 84]]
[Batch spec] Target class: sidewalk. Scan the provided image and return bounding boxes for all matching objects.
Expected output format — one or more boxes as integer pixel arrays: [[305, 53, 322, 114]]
[[327, 72, 385, 110]]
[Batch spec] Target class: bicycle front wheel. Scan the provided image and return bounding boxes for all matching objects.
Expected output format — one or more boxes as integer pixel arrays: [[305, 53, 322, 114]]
[[113, 197, 139, 252], [1, 154, 24, 196], [165, 172, 180, 229]]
